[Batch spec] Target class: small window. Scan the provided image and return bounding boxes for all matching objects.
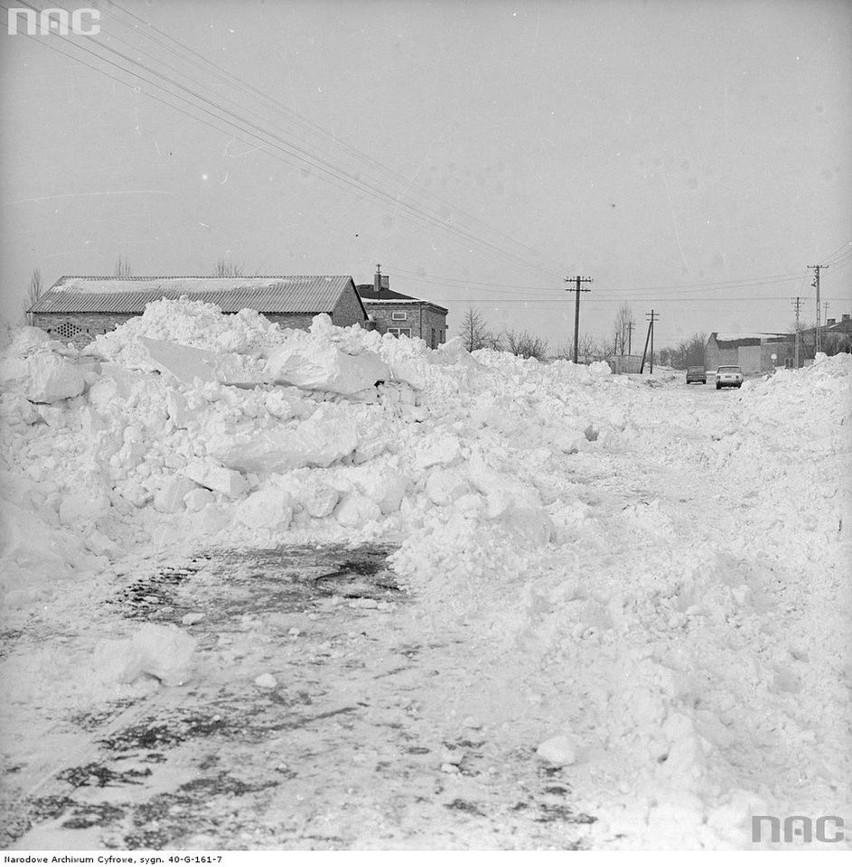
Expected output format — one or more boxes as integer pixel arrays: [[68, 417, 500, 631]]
[[388, 328, 411, 338], [391, 311, 407, 321], [55, 321, 81, 340]]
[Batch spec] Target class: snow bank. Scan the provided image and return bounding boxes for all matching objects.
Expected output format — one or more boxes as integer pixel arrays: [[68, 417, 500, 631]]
[[2, 302, 848, 848]]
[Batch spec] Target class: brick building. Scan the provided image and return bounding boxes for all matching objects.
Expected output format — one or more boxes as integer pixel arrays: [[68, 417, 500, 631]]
[[356, 269, 448, 349], [704, 332, 795, 374], [29, 275, 369, 347]]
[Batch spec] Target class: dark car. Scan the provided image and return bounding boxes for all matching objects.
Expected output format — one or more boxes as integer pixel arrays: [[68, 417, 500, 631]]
[[686, 365, 706, 384]]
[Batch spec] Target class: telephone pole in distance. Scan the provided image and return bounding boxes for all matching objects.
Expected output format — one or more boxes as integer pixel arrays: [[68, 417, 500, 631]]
[[640, 309, 660, 374], [807, 264, 828, 354], [565, 275, 593, 363], [791, 296, 803, 368]]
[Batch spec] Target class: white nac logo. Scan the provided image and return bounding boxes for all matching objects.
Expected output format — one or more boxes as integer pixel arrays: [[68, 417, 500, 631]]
[[7, 8, 101, 36]]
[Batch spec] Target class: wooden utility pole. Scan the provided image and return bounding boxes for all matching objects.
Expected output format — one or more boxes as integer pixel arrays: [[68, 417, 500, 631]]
[[807, 264, 828, 354], [791, 296, 803, 368], [627, 320, 634, 355], [639, 309, 660, 373], [565, 275, 593, 363]]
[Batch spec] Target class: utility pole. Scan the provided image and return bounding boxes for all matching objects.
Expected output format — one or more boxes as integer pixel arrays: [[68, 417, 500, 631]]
[[807, 264, 828, 354], [639, 309, 660, 373], [627, 320, 634, 356], [565, 275, 593, 363], [791, 296, 803, 368]]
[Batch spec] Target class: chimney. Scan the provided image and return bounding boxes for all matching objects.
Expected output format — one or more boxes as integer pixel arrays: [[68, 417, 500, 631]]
[[827, 318, 836, 326], [374, 264, 381, 299]]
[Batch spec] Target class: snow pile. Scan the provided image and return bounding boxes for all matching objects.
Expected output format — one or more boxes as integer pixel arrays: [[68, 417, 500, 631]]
[[1, 301, 848, 849]]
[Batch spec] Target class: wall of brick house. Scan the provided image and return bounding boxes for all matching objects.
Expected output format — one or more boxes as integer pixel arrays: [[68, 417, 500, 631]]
[[34, 302, 366, 347], [363, 302, 418, 336], [363, 302, 447, 346], [420, 305, 448, 348], [331, 284, 368, 328], [33, 313, 137, 348]]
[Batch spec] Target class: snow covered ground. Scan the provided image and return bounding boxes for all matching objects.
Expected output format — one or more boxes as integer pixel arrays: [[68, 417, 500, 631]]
[[1, 301, 849, 849]]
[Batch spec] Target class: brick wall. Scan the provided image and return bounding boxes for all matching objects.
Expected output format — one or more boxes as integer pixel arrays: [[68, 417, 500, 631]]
[[33, 312, 136, 348], [34, 298, 367, 347], [363, 301, 447, 346], [420, 305, 448, 348], [331, 283, 369, 327]]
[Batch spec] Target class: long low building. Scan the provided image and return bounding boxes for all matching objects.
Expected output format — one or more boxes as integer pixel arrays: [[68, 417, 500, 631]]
[[705, 332, 795, 374], [29, 275, 369, 346]]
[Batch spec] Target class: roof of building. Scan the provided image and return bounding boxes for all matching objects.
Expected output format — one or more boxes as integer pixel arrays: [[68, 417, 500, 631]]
[[356, 284, 448, 313], [711, 332, 791, 346], [30, 276, 367, 317]]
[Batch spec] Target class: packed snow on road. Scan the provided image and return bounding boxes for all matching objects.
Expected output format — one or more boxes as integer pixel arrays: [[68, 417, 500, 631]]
[[0, 300, 849, 850]]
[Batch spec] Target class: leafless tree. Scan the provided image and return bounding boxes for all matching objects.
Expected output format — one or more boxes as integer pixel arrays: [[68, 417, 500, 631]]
[[612, 302, 634, 355], [24, 267, 43, 325], [459, 307, 501, 352], [663, 332, 707, 368], [212, 256, 245, 277], [502, 327, 549, 361], [114, 254, 132, 278]]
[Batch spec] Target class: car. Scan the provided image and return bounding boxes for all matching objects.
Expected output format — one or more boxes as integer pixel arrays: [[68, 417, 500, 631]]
[[686, 365, 706, 384], [716, 365, 743, 389]]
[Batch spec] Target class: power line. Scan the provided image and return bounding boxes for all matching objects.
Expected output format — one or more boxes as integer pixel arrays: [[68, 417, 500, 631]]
[[9, 0, 570, 283], [101, 0, 574, 280]]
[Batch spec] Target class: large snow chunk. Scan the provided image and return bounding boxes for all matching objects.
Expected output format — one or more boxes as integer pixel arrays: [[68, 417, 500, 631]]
[[302, 482, 340, 518], [425, 467, 470, 506], [353, 466, 411, 514], [139, 336, 263, 386], [536, 735, 576, 766], [210, 406, 358, 473], [153, 475, 199, 513], [235, 489, 294, 531], [335, 492, 382, 528], [183, 460, 248, 498], [266, 340, 389, 395], [414, 435, 462, 470], [116, 623, 197, 686], [0, 352, 86, 403]]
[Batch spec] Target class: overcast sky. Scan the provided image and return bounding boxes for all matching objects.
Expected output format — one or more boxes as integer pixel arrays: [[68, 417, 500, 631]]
[[2, 0, 851, 349]]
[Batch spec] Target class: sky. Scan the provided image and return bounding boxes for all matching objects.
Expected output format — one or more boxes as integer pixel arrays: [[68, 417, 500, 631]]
[[1, 0, 851, 351]]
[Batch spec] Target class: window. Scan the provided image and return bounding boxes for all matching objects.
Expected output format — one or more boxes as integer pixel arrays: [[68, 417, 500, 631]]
[[388, 328, 411, 338], [431, 328, 436, 348], [391, 311, 407, 321]]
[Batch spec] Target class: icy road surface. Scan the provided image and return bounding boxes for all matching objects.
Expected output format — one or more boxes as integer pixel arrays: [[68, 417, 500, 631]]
[[1, 307, 849, 849]]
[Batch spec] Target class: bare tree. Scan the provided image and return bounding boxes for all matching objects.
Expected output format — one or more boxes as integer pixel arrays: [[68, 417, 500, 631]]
[[24, 268, 43, 325], [459, 307, 500, 352], [612, 303, 634, 355], [114, 254, 132, 277], [502, 327, 549, 361], [212, 256, 245, 277], [663, 332, 707, 368]]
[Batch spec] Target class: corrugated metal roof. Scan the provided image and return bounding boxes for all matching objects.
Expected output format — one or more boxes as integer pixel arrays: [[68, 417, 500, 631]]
[[31, 276, 358, 315]]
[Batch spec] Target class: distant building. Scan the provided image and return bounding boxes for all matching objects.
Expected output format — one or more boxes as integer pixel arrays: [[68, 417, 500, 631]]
[[356, 267, 448, 349], [29, 275, 369, 347], [705, 332, 795, 374]]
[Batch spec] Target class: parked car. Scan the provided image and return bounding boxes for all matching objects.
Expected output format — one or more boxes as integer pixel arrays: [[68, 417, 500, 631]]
[[715, 365, 743, 389], [686, 365, 706, 384]]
